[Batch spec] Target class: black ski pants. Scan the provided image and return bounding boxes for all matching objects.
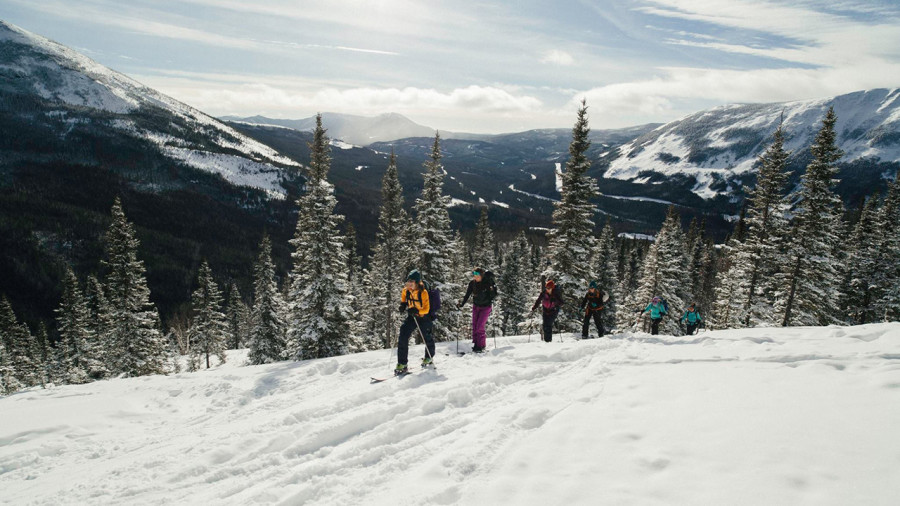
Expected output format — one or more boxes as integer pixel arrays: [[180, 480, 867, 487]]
[[650, 317, 662, 335], [685, 322, 699, 335], [398, 314, 434, 365], [582, 310, 604, 338], [542, 312, 558, 342]]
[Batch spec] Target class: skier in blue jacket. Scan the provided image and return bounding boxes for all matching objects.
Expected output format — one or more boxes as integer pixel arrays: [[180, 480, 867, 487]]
[[643, 296, 667, 335], [681, 303, 703, 335]]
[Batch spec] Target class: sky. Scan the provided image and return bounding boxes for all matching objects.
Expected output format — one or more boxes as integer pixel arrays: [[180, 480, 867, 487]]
[[2, 0, 900, 133]]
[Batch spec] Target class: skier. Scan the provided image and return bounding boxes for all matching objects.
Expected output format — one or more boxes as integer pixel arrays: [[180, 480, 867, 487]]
[[681, 303, 703, 335], [580, 281, 606, 339], [642, 296, 667, 335], [531, 279, 563, 342], [457, 267, 498, 353], [395, 270, 435, 375]]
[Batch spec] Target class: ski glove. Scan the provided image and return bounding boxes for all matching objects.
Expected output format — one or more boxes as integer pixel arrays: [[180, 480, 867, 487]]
[[407, 308, 419, 317], [398, 303, 408, 313]]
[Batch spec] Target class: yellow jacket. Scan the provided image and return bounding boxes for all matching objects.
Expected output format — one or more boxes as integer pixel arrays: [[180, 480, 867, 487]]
[[402, 287, 430, 316]]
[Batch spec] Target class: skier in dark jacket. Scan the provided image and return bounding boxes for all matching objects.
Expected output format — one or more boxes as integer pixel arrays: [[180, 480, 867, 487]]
[[643, 296, 667, 335], [395, 270, 434, 375], [457, 267, 497, 353], [580, 281, 606, 339], [531, 279, 563, 342], [681, 303, 703, 335]]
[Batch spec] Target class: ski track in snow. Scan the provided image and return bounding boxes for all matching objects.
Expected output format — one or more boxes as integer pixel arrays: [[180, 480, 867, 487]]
[[2, 324, 900, 505]]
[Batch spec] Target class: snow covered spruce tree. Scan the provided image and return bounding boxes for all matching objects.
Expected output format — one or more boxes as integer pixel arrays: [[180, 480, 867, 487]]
[[718, 123, 792, 327], [874, 174, 900, 320], [101, 198, 167, 377], [594, 220, 619, 331], [839, 194, 881, 324], [286, 114, 353, 360], [620, 207, 689, 335], [188, 261, 229, 370], [543, 100, 599, 331], [472, 207, 498, 270], [0, 297, 37, 392], [225, 283, 250, 350], [55, 267, 93, 383], [365, 150, 414, 349], [0, 329, 15, 395], [84, 274, 112, 372], [343, 223, 370, 353], [413, 132, 461, 341], [498, 231, 532, 336], [774, 108, 844, 327], [247, 234, 286, 365]]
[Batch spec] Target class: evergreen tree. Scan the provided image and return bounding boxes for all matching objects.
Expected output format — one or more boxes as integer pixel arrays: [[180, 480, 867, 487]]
[[544, 100, 599, 331], [0, 329, 16, 395], [55, 267, 92, 383], [286, 114, 353, 360], [101, 198, 167, 377], [0, 297, 40, 388], [622, 207, 689, 335], [413, 133, 459, 341], [720, 124, 792, 327], [499, 232, 532, 336], [225, 283, 250, 350], [248, 235, 286, 365], [594, 220, 619, 331], [189, 261, 229, 369], [365, 150, 414, 349], [84, 275, 112, 378], [774, 108, 844, 326], [875, 174, 900, 320], [472, 207, 498, 270], [343, 223, 369, 353], [840, 194, 880, 324]]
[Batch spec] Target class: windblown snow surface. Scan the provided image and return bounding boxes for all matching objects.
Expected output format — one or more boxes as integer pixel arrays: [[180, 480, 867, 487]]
[[2, 323, 899, 505]]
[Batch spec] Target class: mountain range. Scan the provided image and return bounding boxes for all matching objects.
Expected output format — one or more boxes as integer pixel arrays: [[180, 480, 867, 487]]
[[0, 18, 898, 330]]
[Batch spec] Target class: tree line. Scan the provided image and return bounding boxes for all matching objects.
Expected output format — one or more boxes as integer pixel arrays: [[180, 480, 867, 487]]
[[2, 105, 898, 395]]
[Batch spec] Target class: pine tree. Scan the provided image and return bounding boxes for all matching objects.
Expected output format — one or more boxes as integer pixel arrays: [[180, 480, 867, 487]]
[[55, 267, 92, 384], [0, 297, 39, 389], [622, 207, 689, 335], [83, 275, 112, 378], [365, 150, 414, 349], [343, 223, 369, 353], [544, 100, 599, 331], [594, 220, 619, 331], [498, 232, 532, 336], [413, 133, 459, 341], [774, 108, 844, 326], [472, 207, 497, 270], [101, 198, 167, 377], [248, 235, 286, 365], [0, 329, 16, 395], [839, 194, 880, 324], [189, 261, 229, 369], [719, 124, 792, 327], [286, 114, 353, 360], [225, 283, 250, 350], [875, 174, 900, 320]]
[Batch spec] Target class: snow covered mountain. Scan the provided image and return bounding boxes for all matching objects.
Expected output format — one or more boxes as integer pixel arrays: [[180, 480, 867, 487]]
[[0, 20, 299, 197], [224, 112, 438, 146], [606, 89, 900, 199], [2, 323, 899, 504]]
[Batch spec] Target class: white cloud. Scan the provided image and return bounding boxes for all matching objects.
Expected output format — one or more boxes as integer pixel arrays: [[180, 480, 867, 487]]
[[540, 50, 575, 66]]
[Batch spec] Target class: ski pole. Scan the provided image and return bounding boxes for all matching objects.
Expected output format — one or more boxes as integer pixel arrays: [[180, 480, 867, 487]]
[[412, 315, 437, 370]]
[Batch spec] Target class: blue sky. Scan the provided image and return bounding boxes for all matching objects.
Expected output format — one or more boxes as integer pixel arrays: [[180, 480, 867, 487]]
[[2, 0, 899, 133]]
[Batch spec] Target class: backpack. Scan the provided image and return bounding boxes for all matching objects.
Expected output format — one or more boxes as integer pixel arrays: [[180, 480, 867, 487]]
[[661, 298, 669, 313], [423, 280, 441, 319], [483, 271, 497, 302]]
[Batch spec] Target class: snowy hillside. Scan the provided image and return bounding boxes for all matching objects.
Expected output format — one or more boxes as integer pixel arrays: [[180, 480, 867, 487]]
[[2, 323, 899, 505], [0, 21, 299, 197], [607, 89, 900, 199]]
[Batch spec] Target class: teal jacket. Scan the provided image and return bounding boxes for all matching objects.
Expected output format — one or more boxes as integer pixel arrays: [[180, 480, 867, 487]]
[[681, 310, 702, 324], [644, 302, 667, 319]]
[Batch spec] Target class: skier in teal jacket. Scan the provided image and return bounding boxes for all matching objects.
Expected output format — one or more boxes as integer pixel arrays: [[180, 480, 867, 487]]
[[681, 303, 703, 335], [643, 296, 667, 335]]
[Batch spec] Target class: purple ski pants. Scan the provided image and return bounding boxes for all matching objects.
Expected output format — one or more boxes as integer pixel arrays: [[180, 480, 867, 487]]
[[471, 305, 492, 348]]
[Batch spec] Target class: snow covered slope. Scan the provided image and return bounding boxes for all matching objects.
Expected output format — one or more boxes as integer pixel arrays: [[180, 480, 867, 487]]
[[2, 323, 899, 505], [0, 21, 299, 198], [607, 89, 900, 199]]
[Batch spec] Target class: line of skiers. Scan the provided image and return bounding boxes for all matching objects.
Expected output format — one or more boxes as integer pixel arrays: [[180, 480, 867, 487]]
[[393, 269, 703, 374]]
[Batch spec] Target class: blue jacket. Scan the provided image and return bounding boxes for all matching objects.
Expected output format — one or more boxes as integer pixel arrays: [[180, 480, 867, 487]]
[[681, 310, 702, 324], [644, 302, 667, 319]]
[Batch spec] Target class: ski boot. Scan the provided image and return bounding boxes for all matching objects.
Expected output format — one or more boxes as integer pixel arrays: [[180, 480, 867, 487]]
[[394, 363, 408, 376]]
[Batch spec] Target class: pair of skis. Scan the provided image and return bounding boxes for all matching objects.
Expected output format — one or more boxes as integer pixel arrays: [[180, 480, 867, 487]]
[[370, 364, 434, 383]]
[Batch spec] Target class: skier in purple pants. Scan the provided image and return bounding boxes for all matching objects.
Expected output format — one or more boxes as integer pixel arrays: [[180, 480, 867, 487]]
[[457, 267, 498, 353]]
